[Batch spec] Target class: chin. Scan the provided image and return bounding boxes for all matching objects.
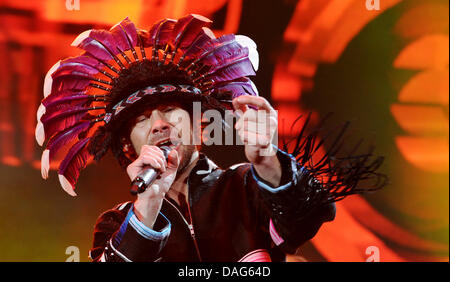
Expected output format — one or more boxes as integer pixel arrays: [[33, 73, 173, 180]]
[[177, 145, 197, 172]]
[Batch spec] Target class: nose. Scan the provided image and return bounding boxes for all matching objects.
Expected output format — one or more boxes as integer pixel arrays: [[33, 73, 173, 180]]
[[151, 119, 171, 135]]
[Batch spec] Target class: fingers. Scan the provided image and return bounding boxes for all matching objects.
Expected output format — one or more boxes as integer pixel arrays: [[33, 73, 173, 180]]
[[233, 98, 278, 149], [233, 96, 277, 136], [236, 116, 273, 146], [232, 96, 249, 116], [232, 95, 277, 116], [126, 145, 180, 186], [139, 145, 167, 172], [235, 110, 277, 130], [238, 129, 271, 147]]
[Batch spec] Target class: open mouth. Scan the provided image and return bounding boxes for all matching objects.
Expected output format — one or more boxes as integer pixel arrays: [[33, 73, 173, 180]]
[[155, 138, 179, 148]]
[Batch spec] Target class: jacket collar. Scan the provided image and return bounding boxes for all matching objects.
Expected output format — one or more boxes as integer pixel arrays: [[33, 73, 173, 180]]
[[187, 152, 222, 206]]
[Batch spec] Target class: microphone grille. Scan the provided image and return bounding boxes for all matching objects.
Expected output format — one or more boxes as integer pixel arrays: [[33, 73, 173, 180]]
[[159, 145, 172, 159]]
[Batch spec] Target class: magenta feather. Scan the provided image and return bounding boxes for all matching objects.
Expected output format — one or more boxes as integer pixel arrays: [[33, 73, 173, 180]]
[[200, 41, 249, 70], [46, 57, 100, 96], [58, 138, 92, 195], [108, 27, 130, 54], [49, 70, 95, 98], [184, 34, 235, 70], [42, 90, 86, 107], [41, 106, 92, 140], [51, 78, 91, 95], [202, 57, 256, 83], [179, 28, 215, 63], [120, 18, 139, 46], [62, 55, 105, 70], [43, 94, 94, 113], [148, 19, 165, 39], [87, 29, 122, 56], [171, 14, 212, 52], [80, 51, 120, 74], [74, 33, 116, 62], [47, 121, 92, 159], [61, 55, 115, 79], [110, 17, 138, 50], [49, 59, 111, 95], [151, 19, 177, 49], [52, 62, 100, 80], [200, 34, 235, 53], [149, 19, 177, 63], [214, 80, 258, 98]]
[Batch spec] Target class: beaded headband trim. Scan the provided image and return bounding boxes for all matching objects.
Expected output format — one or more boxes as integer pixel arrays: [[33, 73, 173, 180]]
[[104, 84, 202, 123]]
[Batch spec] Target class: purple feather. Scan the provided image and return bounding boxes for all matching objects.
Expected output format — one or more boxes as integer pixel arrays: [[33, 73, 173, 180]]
[[148, 19, 165, 40], [180, 28, 215, 61], [87, 29, 121, 56], [198, 34, 235, 56], [49, 61, 110, 96], [43, 94, 94, 113], [151, 19, 177, 48], [52, 62, 100, 80], [62, 55, 105, 70], [47, 121, 92, 160], [202, 57, 256, 83], [42, 90, 86, 107], [49, 71, 94, 98], [202, 33, 234, 47], [108, 26, 130, 54], [214, 81, 258, 98], [200, 41, 249, 70], [41, 106, 91, 140], [171, 14, 212, 52], [51, 78, 91, 95], [184, 34, 235, 70], [148, 19, 176, 63], [111, 17, 138, 50], [48, 54, 114, 95], [120, 17, 138, 46], [61, 55, 115, 78], [72, 31, 116, 62], [58, 138, 92, 195]]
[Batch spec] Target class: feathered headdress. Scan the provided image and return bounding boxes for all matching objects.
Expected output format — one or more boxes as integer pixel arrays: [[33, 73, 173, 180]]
[[35, 14, 259, 196]]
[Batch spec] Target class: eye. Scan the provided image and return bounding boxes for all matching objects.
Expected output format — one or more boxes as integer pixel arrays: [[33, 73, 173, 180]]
[[163, 107, 175, 113], [135, 115, 147, 123]]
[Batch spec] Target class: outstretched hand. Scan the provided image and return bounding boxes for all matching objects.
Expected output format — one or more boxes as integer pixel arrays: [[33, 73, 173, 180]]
[[232, 95, 281, 187]]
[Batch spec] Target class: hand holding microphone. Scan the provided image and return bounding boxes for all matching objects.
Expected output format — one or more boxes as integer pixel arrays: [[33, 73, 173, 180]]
[[127, 144, 180, 198], [130, 145, 171, 195], [126, 144, 179, 229]]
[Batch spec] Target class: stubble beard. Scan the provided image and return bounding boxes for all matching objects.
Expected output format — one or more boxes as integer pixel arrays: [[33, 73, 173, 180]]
[[176, 144, 197, 175]]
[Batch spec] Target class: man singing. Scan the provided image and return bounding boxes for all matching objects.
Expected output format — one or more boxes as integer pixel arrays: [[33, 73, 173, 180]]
[[35, 14, 386, 262]]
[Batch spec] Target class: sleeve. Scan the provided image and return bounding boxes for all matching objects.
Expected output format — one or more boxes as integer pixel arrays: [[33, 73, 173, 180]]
[[249, 146, 336, 254], [89, 202, 171, 262]]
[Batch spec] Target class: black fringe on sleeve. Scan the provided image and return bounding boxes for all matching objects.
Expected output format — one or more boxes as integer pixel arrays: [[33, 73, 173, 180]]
[[281, 112, 388, 204]]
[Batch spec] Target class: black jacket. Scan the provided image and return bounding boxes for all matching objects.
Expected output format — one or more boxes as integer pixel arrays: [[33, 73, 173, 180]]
[[89, 148, 336, 262]]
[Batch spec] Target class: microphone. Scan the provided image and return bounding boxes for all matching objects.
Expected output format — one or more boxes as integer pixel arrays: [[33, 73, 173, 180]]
[[129, 145, 172, 196]]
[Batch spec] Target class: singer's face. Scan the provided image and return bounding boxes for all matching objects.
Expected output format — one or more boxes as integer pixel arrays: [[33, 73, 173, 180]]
[[129, 104, 197, 172]]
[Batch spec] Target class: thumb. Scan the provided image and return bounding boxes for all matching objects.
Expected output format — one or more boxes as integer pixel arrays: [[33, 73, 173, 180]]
[[166, 149, 179, 171]]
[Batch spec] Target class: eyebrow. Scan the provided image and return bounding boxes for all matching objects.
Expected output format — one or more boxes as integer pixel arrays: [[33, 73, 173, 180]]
[[134, 105, 177, 120]]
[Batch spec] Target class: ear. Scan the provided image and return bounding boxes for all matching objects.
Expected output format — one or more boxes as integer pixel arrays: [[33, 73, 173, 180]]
[[121, 137, 138, 160]]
